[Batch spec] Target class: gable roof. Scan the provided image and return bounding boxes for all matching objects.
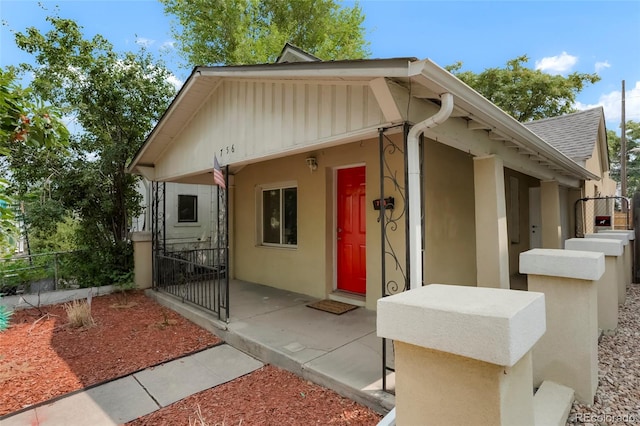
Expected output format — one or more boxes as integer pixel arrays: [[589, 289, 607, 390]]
[[128, 57, 599, 185], [276, 43, 321, 63], [523, 107, 607, 164]]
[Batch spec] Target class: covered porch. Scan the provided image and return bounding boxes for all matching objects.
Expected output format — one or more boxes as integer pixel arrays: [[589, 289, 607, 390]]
[[145, 278, 396, 414]]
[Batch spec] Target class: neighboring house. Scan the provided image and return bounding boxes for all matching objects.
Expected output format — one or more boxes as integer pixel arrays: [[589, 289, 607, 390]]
[[127, 45, 609, 311], [524, 107, 616, 198], [131, 179, 218, 250], [525, 108, 619, 238]]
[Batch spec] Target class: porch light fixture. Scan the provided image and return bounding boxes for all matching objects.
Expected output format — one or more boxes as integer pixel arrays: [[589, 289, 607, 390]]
[[305, 156, 318, 172]]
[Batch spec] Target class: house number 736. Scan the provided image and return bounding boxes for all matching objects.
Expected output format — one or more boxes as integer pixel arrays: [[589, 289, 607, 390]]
[[220, 145, 235, 156]]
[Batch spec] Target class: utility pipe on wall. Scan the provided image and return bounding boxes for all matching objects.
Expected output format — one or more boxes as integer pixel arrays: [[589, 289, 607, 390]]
[[406, 92, 454, 289]]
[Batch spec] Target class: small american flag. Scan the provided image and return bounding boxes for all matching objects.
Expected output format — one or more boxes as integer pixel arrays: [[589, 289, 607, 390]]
[[213, 155, 226, 189]]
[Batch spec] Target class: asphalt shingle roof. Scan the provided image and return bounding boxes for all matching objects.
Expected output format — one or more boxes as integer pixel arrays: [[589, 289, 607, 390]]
[[524, 107, 604, 162]]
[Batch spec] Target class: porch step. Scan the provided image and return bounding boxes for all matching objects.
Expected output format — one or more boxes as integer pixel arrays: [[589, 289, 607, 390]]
[[533, 381, 574, 426], [328, 290, 366, 307], [145, 289, 395, 416]]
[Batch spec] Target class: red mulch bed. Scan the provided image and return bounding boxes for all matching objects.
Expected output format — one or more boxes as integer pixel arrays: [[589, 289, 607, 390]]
[[127, 365, 382, 425], [0, 290, 220, 416], [1, 291, 382, 425]]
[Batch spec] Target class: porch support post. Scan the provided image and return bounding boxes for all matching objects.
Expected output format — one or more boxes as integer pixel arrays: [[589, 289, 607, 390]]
[[520, 249, 604, 404], [540, 180, 562, 249], [598, 230, 634, 287], [473, 155, 510, 288], [565, 238, 624, 333], [131, 231, 153, 289], [586, 232, 630, 304], [377, 284, 545, 426]]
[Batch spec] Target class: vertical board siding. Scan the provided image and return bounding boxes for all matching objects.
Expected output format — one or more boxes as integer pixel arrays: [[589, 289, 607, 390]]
[[199, 80, 385, 162]]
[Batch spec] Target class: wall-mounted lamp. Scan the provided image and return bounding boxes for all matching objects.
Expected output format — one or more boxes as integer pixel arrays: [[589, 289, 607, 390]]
[[305, 156, 318, 172]]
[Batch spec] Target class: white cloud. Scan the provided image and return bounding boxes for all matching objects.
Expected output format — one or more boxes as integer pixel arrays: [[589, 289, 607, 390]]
[[135, 37, 155, 48], [595, 61, 611, 73], [161, 40, 176, 51], [167, 74, 183, 91], [576, 81, 640, 131], [535, 52, 578, 74]]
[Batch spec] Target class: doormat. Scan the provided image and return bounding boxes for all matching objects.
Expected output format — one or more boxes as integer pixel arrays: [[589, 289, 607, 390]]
[[307, 299, 359, 315]]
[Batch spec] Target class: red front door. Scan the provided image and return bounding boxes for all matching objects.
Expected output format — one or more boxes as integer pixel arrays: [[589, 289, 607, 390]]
[[337, 166, 366, 294]]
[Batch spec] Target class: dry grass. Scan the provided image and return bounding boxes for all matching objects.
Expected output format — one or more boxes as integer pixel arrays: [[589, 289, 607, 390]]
[[64, 299, 95, 328], [188, 405, 243, 426]]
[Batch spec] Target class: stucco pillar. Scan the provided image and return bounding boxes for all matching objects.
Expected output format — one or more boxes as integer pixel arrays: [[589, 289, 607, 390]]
[[131, 231, 153, 289], [598, 230, 634, 286], [565, 238, 624, 333], [378, 284, 545, 426], [540, 181, 562, 249], [586, 232, 630, 304], [473, 155, 510, 288], [520, 249, 604, 404]]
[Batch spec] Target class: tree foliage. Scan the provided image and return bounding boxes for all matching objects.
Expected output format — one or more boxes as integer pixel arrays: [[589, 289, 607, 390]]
[[11, 16, 175, 285], [0, 68, 69, 250], [447, 56, 601, 122], [608, 121, 640, 197], [160, 0, 370, 65]]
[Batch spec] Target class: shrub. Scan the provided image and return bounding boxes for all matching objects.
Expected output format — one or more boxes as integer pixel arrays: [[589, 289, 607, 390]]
[[0, 298, 11, 331], [64, 299, 95, 328]]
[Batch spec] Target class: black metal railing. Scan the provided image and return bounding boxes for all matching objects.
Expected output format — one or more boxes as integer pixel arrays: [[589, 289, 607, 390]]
[[378, 123, 410, 393], [155, 250, 227, 321]]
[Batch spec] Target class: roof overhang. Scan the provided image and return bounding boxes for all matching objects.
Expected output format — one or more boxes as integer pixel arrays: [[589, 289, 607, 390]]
[[127, 58, 415, 176], [406, 59, 599, 182], [128, 57, 598, 184]]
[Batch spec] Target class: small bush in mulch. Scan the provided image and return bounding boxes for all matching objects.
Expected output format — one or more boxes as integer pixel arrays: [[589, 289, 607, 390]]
[[0, 298, 11, 331], [0, 290, 221, 416], [64, 299, 95, 328]]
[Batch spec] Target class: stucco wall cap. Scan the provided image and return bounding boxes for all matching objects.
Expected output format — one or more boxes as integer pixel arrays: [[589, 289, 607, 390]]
[[585, 232, 629, 245], [130, 231, 153, 242], [520, 248, 605, 280], [376, 284, 545, 367], [565, 238, 624, 257], [597, 229, 635, 241]]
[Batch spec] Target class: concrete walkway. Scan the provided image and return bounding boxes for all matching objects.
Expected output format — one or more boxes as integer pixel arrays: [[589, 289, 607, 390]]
[[1, 280, 395, 424], [146, 280, 396, 414], [0, 344, 263, 426]]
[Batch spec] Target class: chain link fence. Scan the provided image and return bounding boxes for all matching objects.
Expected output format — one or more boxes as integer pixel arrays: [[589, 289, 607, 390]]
[[575, 196, 631, 238]]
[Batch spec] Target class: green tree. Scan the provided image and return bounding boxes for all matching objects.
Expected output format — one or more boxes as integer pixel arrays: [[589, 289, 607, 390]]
[[447, 56, 601, 122], [608, 121, 640, 197], [160, 0, 370, 66], [12, 16, 175, 285], [0, 68, 69, 250]]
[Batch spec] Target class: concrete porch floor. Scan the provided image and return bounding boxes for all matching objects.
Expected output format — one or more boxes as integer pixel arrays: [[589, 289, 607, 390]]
[[146, 279, 396, 415]]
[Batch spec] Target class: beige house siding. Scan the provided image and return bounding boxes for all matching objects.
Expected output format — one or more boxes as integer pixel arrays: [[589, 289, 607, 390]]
[[154, 80, 387, 182], [233, 138, 397, 310], [585, 142, 616, 198], [424, 139, 477, 287]]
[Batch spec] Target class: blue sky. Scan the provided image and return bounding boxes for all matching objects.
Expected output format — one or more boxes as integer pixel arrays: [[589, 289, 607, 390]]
[[1, 0, 638, 134]]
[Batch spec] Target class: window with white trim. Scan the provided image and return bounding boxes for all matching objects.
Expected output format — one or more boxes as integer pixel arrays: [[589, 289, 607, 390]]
[[178, 194, 198, 222], [261, 185, 297, 246]]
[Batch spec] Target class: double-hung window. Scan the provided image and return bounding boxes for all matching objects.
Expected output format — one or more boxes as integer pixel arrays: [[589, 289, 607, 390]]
[[178, 194, 198, 223], [261, 185, 297, 246]]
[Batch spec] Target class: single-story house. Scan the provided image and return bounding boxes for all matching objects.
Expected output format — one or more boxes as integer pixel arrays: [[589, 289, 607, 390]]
[[127, 45, 611, 312], [524, 107, 619, 238]]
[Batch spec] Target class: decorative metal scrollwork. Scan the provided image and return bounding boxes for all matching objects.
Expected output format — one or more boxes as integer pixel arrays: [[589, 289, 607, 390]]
[[379, 125, 408, 297]]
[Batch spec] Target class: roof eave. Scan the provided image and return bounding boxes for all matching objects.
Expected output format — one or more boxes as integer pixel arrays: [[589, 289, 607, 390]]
[[410, 59, 599, 182]]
